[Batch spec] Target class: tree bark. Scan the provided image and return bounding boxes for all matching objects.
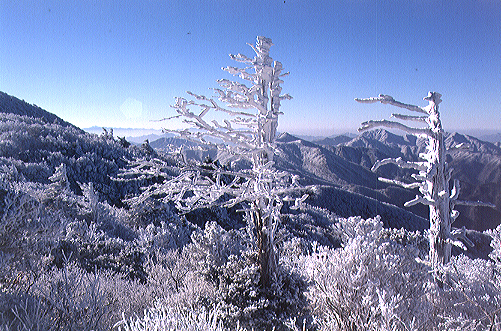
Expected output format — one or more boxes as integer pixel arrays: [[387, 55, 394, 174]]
[[253, 202, 277, 288]]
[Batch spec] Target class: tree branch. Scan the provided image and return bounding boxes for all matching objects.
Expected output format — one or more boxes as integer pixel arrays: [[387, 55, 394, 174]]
[[359, 119, 431, 137], [378, 177, 422, 189], [355, 94, 428, 114], [372, 157, 428, 172], [391, 113, 428, 123], [404, 195, 436, 207]]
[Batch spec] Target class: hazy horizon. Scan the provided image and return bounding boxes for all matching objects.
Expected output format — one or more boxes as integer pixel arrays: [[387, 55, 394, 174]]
[[82, 125, 501, 143]]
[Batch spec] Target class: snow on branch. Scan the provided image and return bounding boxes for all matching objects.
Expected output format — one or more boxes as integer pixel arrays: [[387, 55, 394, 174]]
[[355, 94, 428, 114], [378, 177, 422, 189], [359, 119, 431, 137], [391, 113, 428, 123], [450, 226, 474, 249], [404, 195, 436, 207], [371, 157, 428, 172]]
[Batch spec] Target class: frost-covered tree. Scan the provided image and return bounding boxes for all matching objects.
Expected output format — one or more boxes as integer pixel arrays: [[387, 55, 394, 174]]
[[42, 163, 72, 210], [355, 92, 495, 277], [135, 36, 306, 288]]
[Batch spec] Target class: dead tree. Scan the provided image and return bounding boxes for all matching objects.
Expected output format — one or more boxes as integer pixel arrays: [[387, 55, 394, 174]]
[[356, 92, 494, 277]]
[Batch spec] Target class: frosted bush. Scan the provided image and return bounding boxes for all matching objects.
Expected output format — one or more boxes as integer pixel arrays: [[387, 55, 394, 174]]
[[1, 263, 168, 330], [437, 226, 501, 330], [1, 295, 55, 331], [0, 178, 65, 284], [436, 251, 501, 330], [486, 224, 501, 266], [136, 219, 193, 252], [300, 216, 434, 330], [145, 249, 217, 309], [156, 221, 307, 330], [114, 302, 230, 331], [0, 263, 109, 331], [0, 112, 149, 206], [0, 181, 41, 250]]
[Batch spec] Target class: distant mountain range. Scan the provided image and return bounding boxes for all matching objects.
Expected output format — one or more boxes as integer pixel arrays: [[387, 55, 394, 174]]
[[83, 126, 165, 144], [147, 128, 501, 231], [279, 130, 501, 231], [1, 90, 499, 232]]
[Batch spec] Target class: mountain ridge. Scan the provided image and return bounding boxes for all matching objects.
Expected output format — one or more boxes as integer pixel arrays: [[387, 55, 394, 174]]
[[0, 91, 80, 130]]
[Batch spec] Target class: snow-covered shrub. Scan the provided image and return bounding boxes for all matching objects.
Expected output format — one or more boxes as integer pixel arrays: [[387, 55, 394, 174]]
[[0, 262, 108, 331], [144, 252, 217, 315], [435, 225, 501, 330], [0, 181, 41, 251], [300, 216, 434, 330], [487, 224, 501, 266], [78, 181, 100, 222], [0, 112, 149, 206], [114, 302, 230, 331], [1, 263, 167, 330], [280, 204, 342, 249], [181, 221, 308, 330], [0, 173, 66, 291], [34, 262, 106, 330], [54, 217, 145, 281], [136, 219, 193, 252], [436, 253, 501, 330], [128, 221, 307, 330]]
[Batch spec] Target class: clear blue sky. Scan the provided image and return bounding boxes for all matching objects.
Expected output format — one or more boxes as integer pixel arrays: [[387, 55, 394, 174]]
[[1, 0, 500, 136]]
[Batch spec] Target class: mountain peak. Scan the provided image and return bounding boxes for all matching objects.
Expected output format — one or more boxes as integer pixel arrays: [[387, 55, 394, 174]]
[[276, 132, 301, 143], [315, 135, 353, 146]]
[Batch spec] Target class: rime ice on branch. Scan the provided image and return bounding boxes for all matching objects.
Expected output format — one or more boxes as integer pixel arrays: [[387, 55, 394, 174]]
[[356, 92, 495, 275], [140, 36, 305, 288], [163, 36, 292, 165]]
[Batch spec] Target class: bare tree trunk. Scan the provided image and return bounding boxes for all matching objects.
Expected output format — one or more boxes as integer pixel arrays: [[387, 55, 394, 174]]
[[252, 201, 277, 288]]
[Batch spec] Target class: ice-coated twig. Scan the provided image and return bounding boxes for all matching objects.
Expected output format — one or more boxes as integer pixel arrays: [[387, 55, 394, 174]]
[[371, 157, 428, 172], [404, 195, 436, 207], [355, 94, 428, 114], [391, 113, 428, 123], [359, 119, 432, 137], [378, 177, 422, 189]]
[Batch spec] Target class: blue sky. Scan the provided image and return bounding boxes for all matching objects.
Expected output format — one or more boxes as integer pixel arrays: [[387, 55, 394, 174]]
[[1, 0, 500, 136]]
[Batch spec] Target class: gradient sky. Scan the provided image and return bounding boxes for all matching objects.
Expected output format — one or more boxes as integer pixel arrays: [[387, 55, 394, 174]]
[[1, 0, 500, 136]]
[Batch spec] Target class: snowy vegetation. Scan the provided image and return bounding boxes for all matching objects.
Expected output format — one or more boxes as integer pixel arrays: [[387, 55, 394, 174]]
[[1, 38, 500, 330]]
